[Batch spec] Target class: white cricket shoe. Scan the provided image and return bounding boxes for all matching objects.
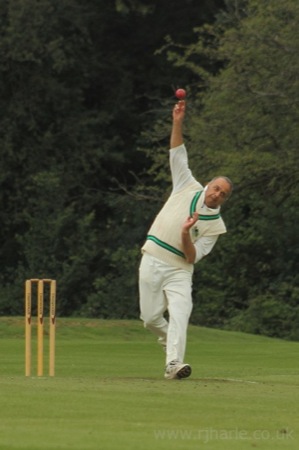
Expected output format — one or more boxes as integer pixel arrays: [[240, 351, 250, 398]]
[[164, 360, 192, 380]]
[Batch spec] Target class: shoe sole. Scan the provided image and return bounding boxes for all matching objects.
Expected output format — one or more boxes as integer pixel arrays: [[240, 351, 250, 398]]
[[176, 364, 192, 379]]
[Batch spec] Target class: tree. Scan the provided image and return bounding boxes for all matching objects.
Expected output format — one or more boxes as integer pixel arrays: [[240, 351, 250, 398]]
[[158, 0, 299, 338], [0, 0, 224, 315]]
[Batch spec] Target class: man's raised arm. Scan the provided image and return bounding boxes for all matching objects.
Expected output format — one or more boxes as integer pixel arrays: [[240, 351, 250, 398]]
[[170, 100, 185, 149]]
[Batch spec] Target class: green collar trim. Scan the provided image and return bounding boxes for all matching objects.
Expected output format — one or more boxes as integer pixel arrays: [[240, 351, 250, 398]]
[[199, 213, 221, 220], [190, 191, 202, 216], [190, 191, 221, 220]]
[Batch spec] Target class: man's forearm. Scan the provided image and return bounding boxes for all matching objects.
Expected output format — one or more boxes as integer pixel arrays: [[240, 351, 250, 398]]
[[170, 101, 185, 149], [170, 120, 184, 149], [181, 231, 196, 264], [181, 212, 198, 264]]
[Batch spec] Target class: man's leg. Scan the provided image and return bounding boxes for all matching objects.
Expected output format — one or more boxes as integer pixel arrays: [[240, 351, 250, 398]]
[[139, 253, 168, 341], [164, 269, 193, 365]]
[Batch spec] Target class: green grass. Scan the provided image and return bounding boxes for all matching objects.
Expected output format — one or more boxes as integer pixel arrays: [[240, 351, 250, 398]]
[[0, 317, 298, 449]]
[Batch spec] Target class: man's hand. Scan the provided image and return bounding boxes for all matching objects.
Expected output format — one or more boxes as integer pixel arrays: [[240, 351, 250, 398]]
[[181, 212, 199, 264], [172, 100, 186, 123], [182, 212, 199, 233]]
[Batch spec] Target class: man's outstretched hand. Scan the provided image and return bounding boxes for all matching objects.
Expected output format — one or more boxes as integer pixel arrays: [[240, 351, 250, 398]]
[[170, 100, 186, 148], [172, 100, 186, 123]]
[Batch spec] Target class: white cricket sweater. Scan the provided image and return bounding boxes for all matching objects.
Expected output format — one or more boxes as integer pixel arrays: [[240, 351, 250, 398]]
[[141, 144, 226, 272]]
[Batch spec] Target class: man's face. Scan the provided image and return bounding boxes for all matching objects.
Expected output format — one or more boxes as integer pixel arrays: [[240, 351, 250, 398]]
[[204, 178, 232, 209]]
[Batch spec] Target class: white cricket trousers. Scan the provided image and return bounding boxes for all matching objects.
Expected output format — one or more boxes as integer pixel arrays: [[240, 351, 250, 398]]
[[139, 252, 193, 365]]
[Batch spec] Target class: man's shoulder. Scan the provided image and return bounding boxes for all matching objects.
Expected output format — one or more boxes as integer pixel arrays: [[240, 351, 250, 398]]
[[196, 215, 227, 237]]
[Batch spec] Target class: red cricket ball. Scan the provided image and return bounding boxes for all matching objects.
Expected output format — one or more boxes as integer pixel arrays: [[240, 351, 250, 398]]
[[175, 88, 186, 99]]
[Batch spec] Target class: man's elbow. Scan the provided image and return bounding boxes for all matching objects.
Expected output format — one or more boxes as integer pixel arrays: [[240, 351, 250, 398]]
[[184, 253, 196, 264]]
